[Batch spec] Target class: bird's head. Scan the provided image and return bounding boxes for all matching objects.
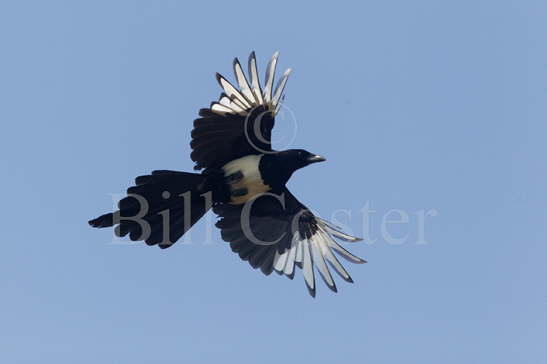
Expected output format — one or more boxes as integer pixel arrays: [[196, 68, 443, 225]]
[[277, 149, 326, 173]]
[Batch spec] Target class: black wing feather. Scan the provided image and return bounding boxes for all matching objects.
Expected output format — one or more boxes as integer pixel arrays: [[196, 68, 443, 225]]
[[191, 104, 275, 171], [213, 189, 315, 274]]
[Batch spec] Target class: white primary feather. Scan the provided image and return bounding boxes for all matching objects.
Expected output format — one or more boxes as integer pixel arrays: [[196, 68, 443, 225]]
[[216, 74, 251, 109], [283, 235, 299, 276], [317, 229, 352, 282], [219, 94, 245, 114], [328, 239, 367, 264], [248, 51, 264, 105], [301, 239, 315, 293], [295, 238, 304, 264], [318, 218, 362, 242], [262, 51, 279, 104], [272, 68, 291, 108], [233, 59, 257, 105], [210, 102, 233, 115], [273, 250, 289, 273], [275, 95, 285, 114], [309, 235, 336, 291], [228, 95, 247, 112]]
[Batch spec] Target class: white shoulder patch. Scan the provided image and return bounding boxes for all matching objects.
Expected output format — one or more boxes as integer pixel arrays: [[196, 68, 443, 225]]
[[222, 155, 270, 204]]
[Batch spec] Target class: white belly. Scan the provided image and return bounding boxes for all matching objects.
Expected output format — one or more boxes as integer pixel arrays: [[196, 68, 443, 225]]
[[222, 155, 271, 204]]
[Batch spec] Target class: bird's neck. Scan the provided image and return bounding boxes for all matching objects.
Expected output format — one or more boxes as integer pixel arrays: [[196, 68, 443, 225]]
[[259, 153, 296, 189]]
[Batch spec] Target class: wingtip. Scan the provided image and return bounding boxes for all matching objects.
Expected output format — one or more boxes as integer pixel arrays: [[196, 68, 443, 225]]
[[248, 51, 256, 64], [215, 72, 223, 83]]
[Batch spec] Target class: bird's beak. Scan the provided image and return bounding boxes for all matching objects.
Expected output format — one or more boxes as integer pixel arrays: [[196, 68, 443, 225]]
[[307, 154, 326, 164]]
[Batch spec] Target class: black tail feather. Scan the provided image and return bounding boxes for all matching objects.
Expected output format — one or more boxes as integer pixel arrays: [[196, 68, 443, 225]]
[[89, 170, 211, 248], [88, 212, 114, 228]]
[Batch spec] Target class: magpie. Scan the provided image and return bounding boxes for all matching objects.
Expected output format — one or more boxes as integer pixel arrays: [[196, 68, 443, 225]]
[[89, 51, 366, 296]]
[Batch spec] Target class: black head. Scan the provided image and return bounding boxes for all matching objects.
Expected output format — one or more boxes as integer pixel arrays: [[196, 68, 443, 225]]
[[261, 149, 326, 187], [276, 149, 326, 172]]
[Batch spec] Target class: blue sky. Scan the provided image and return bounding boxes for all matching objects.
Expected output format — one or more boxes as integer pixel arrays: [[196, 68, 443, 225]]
[[1, 0, 546, 363]]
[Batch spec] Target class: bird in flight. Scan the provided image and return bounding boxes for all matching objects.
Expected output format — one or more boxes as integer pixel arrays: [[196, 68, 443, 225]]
[[89, 51, 365, 296]]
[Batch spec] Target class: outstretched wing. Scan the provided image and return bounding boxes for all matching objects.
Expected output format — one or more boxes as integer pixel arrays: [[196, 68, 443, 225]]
[[191, 51, 291, 170], [213, 188, 365, 297]]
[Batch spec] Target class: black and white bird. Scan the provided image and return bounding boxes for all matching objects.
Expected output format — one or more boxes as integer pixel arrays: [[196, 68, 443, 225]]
[[89, 51, 365, 296]]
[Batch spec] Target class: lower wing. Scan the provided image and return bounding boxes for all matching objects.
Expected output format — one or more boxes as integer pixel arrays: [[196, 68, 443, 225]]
[[213, 188, 366, 297]]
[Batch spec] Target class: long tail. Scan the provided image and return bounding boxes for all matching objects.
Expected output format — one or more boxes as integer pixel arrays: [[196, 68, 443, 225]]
[[89, 170, 211, 248]]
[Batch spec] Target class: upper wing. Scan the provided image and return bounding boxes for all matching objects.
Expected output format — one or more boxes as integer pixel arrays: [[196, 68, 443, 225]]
[[191, 51, 291, 170], [213, 188, 366, 297]]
